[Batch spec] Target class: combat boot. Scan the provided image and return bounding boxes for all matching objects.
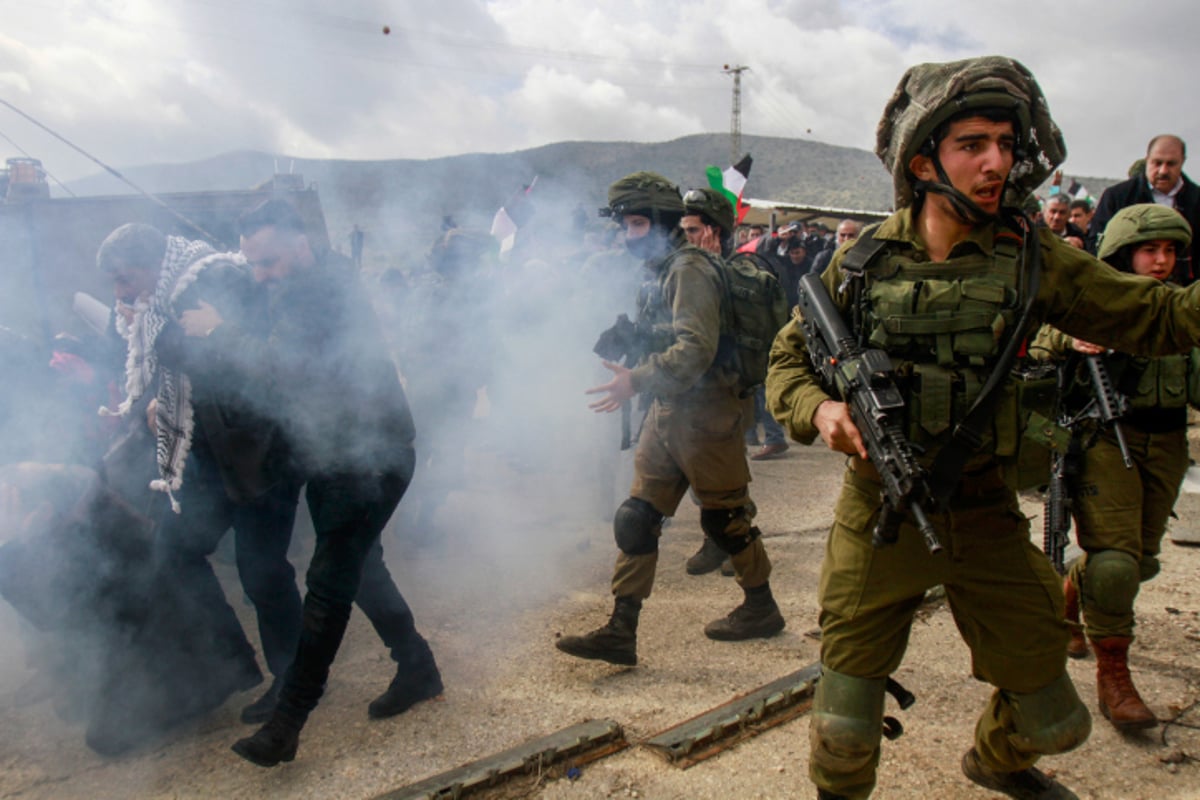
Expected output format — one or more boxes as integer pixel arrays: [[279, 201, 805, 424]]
[[685, 537, 726, 575], [704, 583, 785, 641], [961, 747, 1078, 799], [232, 713, 301, 767], [1062, 577, 1088, 659], [555, 597, 640, 666], [1092, 636, 1156, 730]]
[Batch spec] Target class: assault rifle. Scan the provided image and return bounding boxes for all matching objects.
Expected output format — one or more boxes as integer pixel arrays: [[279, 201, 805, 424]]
[[797, 272, 941, 555], [1042, 353, 1132, 573], [593, 313, 642, 366]]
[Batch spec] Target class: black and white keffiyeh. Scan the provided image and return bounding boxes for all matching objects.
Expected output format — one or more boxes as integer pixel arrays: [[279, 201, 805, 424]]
[[102, 236, 240, 512]]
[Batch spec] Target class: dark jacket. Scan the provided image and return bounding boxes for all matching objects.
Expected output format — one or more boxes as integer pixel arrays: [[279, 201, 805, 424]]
[[208, 253, 416, 479], [156, 260, 294, 502], [1088, 173, 1200, 283]]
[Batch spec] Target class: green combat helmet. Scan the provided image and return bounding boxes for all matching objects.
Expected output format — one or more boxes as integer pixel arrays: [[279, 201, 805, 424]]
[[603, 171, 685, 229], [682, 187, 736, 236], [1097, 203, 1193, 262], [875, 55, 1067, 219]]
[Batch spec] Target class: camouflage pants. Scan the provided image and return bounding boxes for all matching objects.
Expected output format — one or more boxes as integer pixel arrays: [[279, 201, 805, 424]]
[[612, 389, 770, 599]]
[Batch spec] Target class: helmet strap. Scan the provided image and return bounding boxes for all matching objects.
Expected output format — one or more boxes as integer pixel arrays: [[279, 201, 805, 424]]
[[912, 153, 1001, 226]]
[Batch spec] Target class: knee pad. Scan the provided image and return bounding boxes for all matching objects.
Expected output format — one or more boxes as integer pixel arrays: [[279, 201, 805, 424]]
[[1082, 549, 1140, 617], [1005, 672, 1091, 755], [809, 667, 887, 777], [613, 497, 663, 556], [700, 506, 759, 555]]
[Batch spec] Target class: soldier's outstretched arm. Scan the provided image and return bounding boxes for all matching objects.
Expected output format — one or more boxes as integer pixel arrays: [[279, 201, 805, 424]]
[[1040, 232, 1200, 355]]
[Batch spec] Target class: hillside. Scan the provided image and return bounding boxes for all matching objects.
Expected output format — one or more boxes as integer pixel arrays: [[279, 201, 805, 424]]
[[61, 133, 1121, 265]]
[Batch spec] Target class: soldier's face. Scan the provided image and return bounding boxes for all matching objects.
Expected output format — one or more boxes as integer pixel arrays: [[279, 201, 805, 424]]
[[912, 116, 1015, 216], [1130, 239, 1177, 281], [1146, 139, 1185, 193], [620, 214, 652, 241], [680, 214, 720, 253]]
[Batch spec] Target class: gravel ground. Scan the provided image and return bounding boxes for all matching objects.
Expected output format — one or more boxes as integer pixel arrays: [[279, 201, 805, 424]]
[[1, 432, 1199, 800]]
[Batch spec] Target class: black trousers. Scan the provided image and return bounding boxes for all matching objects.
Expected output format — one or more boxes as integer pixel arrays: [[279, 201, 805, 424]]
[[276, 466, 437, 723], [155, 444, 303, 679]]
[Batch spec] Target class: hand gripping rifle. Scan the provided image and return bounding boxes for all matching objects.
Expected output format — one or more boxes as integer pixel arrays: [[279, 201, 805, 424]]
[[1042, 352, 1132, 573], [797, 272, 941, 555]]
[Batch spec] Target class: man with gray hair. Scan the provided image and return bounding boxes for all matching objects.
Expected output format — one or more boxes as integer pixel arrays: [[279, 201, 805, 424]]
[[1088, 134, 1200, 282], [1041, 194, 1085, 248], [97, 222, 304, 727]]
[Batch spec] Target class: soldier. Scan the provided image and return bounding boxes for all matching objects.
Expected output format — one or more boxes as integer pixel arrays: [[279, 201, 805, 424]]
[[767, 56, 1200, 800], [556, 172, 784, 667], [1036, 204, 1195, 730]]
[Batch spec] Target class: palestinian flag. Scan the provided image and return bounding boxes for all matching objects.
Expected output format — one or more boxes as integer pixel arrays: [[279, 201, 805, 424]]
[[706, 154, 753, 223], [490, 176, 538, 257], [1067, 179, 1090, 201]]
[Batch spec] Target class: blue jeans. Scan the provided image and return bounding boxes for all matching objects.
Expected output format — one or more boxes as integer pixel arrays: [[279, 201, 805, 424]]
[[746, 386, 786, 447]]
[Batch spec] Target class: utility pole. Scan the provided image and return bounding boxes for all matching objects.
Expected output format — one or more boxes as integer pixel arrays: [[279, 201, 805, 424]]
[[722, 64, 749, 166]]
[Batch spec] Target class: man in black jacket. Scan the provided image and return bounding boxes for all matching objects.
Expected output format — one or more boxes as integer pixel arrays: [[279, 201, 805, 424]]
[[179, 199, 442, 767], [1088, 135, 1200, 283]]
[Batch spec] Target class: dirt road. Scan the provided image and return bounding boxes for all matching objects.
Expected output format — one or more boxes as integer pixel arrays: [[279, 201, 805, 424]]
[[2, 439, 1198, 799]]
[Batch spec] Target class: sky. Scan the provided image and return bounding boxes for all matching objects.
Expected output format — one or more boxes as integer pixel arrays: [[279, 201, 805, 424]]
[[0, 0, 1195, 190]]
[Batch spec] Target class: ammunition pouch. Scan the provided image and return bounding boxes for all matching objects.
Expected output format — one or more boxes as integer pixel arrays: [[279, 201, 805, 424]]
[[996, 362, 1071, 491]]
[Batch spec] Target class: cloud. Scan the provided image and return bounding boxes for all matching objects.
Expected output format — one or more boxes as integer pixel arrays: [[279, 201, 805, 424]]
[[0, 0, 1195, 183]]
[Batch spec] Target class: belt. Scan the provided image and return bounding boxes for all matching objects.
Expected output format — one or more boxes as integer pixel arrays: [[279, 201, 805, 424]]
[[847, 456, 1010, 505]]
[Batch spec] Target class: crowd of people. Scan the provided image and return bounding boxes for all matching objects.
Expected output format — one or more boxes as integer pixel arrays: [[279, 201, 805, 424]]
[[1, 52, 1199, 800]]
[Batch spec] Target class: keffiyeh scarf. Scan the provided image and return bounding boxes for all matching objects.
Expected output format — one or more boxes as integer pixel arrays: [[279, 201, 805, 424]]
[[102, 236, 225, 512]]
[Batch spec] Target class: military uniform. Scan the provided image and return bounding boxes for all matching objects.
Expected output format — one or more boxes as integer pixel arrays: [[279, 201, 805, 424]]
[[615, 237, 770, 598], [556, 172, 782, 668], [767, 203, 1200, 797], [1033, 202, 1196, 731]]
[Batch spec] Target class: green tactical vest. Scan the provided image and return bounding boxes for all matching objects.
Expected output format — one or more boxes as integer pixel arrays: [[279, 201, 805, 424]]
[[858, 231, 1064, 484], [1118, 354, 1190, 411]]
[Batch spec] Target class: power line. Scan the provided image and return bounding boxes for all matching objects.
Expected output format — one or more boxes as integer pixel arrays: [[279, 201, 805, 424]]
[[0, 96, 223, 244]]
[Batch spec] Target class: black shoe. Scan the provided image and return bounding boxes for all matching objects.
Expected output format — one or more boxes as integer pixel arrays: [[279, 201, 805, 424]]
[[555, 620, 637, 666], [241, 678, 282, 725], [367, 668, 444, 719], [232, 717, 300, 767], [704, 598, 785, 641], [961, 747, 1078, 799], [686, 538, 727, 575]]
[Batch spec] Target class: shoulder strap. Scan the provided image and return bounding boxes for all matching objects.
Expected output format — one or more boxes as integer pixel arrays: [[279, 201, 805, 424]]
[[926, 213, 1043, 504], [838, 222, 888, 280]]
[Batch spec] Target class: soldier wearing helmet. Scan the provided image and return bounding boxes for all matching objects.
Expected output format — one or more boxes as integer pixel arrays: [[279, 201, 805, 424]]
[[767, 56, 1200, 800], [1035, 204, 1195, 736], [556, 171, 784, 668], [681, 186, 736, 256]]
